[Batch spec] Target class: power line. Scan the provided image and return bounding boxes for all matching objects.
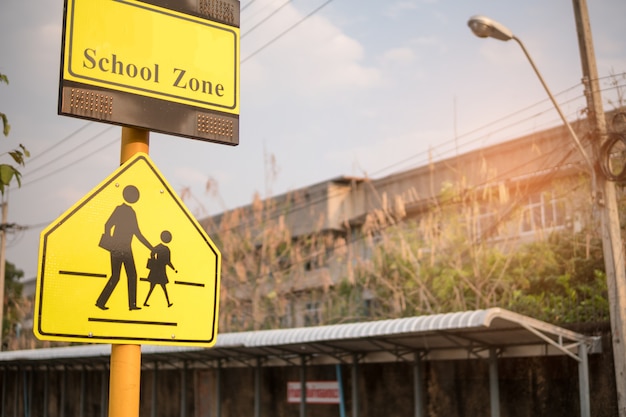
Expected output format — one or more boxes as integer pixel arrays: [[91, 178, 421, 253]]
[[241, 0, 260, 12], [206, 121, 585, 241], [373, 90, 584, 178], [25, 122, 92, 165], [242, 0, 337, 63], [18, 135, 118, 189], [24, 78, 610, 236], [241, 0, 291, 27], [202, 82, 597, 235], [241, 0, 291, 39], [219, 141, 585, 288], [9, 0, 336, 180], [23, 125, 115, 178]]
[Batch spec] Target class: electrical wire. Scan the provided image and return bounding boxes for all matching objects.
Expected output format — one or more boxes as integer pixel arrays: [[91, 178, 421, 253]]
[[4, 0, 337, 185], [7, 0, 623, 243], [6, 5, 622, 287], [207, 121, 588, 250], [22, 76, 610, 238], [373, 88, 588, 178], [25, 122, 92, 165], [241, 0, 291, 29], [259, 145, 591, 288], [365, 74, 624, 178], [241, 0, 259, 12], [599, 132, 626, 181], [22, 125, 115, 178], [18, 136, 118, 189], [204, 82, 600, 236], [241, 0, 291, 39], [242, 0, 337, 63], [222, 143, 586, 286]]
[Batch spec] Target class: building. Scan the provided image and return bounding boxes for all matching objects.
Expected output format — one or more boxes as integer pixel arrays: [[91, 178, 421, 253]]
[[203, 118, 609, 332]]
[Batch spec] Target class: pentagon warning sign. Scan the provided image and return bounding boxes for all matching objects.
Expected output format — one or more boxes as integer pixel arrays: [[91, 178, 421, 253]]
[[34, 153, 221, 347]]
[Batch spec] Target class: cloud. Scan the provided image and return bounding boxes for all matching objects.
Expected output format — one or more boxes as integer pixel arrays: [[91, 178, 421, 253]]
[[410, 36, 448, 55], [242, 2, 381, 99], [324, 125, 453, 179], [39, 22, 62, 44], [381, 47, 417, 66], [377, 37, 448, 87], [56, 184, 91, 210], [384, 2, 419, 19], [476, 41, 524, 68], [175, 165, 207, 183]]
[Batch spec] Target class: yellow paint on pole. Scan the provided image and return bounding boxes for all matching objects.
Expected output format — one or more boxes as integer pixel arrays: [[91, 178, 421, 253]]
[[121, 127, 149, 163], [110, 128, 149, 417], [110, 344, 142, 417]]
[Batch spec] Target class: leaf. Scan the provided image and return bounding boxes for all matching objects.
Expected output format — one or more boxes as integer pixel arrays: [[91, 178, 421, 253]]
[[0, 113, 9, 137], [8, 150, 27, 166], [0, 164, 17, 187], [19, 144, 30, 158], [13, 171, 22, 188]]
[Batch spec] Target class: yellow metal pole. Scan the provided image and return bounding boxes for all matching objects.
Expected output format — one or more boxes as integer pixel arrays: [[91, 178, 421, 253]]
[[108, 126, 149, 417], [121, 127, 150, 163], [109, 344, 142, 417]]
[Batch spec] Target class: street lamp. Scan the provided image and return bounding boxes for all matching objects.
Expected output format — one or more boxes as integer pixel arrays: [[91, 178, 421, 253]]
[[467, 15, 594, 171], [469, 12, 626, 417]]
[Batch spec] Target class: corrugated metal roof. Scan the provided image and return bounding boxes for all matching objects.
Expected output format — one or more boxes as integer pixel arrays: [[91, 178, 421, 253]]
[[0, 308, 598, 369]]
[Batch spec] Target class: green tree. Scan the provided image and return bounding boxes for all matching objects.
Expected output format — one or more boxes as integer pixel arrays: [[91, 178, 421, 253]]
[[326, 178, 608, 325], [2, 261, 24, 347], [206, 163, 610, 331], [0, 72, 30, 351], [0, 73, 8, 137], [205, 185, 339, 332], [326, 183, 519, 321], [0, 72, 29, 194], [506, 232, 608, 323]]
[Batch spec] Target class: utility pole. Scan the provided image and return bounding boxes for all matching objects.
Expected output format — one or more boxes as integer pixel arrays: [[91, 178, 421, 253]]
[[571, 1, 626, 415], [106, 126, 149, 417]]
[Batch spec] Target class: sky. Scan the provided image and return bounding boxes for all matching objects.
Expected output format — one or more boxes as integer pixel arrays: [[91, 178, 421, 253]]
[[0, 0, 625, 280]]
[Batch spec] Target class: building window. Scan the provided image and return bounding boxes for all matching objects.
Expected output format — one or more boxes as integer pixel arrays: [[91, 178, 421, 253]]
[[520, 191, 566, 233], [477, 205, 500, 239], [304, 251, 330, 271], [304, 302, 321, 327], [362, 289, 377, 318], [279, 302, 293, 328]]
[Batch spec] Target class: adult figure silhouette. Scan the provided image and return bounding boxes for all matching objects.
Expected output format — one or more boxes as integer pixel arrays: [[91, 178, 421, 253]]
[[96, 185, 153, 311]]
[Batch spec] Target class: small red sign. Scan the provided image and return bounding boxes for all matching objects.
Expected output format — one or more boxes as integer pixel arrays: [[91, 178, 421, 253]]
[[287, 381, 340, 404]]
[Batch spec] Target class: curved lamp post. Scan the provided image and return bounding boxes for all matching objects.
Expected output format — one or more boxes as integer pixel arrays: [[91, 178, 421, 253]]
[[469, 13, 626, 417], [467, 15, 594, 172]]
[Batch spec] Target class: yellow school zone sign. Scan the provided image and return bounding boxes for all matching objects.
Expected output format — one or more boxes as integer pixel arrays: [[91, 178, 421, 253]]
[[63, 0, 239, 113], [34, 153, 221, 347], [58, 0, 240, 145]]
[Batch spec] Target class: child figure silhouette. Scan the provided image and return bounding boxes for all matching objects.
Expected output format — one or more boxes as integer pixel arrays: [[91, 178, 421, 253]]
[[143, 230, 177, 308]]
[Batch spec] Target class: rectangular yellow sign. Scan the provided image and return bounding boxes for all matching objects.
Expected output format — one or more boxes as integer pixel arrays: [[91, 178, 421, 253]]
[[63, 0, 239, 114]]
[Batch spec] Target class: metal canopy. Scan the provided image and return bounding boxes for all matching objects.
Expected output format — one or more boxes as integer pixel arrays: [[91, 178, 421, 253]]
[[0, 308, 600, 370], [0, 308, 600, 417]]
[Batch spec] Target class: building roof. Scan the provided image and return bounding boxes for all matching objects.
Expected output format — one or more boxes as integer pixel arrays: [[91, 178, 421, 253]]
[[0, 308, 600, 370]]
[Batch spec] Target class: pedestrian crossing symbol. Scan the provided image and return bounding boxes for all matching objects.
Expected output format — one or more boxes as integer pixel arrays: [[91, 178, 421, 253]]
[[34, 153, 221, 347]]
